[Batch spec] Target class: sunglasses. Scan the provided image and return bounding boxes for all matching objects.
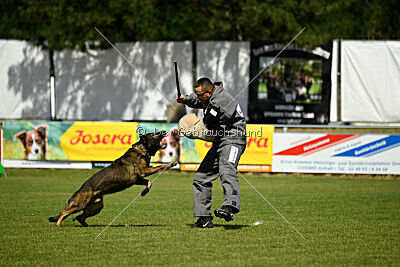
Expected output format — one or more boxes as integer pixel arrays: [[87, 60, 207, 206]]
[[195, 91, 208, 97], [195, 86, 215, 97]]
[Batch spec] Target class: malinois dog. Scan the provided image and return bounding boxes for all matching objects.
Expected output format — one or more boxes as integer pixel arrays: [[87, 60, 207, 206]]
[[49, 131, 177, 227]]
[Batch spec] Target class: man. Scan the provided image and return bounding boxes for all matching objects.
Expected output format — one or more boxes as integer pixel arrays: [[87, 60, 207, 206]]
[[177, 77, 246, 228]]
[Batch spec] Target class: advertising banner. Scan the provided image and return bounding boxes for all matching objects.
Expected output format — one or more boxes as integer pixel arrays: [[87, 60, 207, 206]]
[[60, 121, 138, 161], [138, 123, 274, 171], [2, 121, 185, 162], [2, 121, 141, 161], [3, 121, 73, 161], [248, 41, 332, 124], [181, 124, 274, 172], [273, 133, 400, 175], [136, 122, 182, 163], [3, 121, 140, 161], [2, 121, 274, 171], [0, 127, 5, 176], [1, 127, 2, 163], [186, 124, 274, 164]]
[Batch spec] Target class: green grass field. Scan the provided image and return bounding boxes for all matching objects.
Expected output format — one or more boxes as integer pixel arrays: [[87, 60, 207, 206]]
[[0, 169, 399, 266]]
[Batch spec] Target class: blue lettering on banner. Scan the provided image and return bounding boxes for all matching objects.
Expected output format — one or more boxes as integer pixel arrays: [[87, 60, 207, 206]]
[[334, 136, 400, 157]]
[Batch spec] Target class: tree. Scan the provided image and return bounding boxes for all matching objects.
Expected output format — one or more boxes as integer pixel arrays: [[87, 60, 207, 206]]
[[0, 0, 398, 51]]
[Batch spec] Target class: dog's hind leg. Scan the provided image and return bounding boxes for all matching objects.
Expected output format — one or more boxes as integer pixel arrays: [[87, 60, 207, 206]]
[[48, 215, 60, 222], [55, 190, 92, 227], [56, 206, 80, 227], [49, 213, 75, 222], [75, 197, 104, 227]]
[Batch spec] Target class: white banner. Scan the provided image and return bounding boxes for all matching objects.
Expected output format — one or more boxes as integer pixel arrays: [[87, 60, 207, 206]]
[[3, 159, 92, 169], [196, 41, 250, 119], [55, 41, 193, 121], [341, 40, 400, 122], [273, 133, 400, 175], [0, 40, 50, 119]]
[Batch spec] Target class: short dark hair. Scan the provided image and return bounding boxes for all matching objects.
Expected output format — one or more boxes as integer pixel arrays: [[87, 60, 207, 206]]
[[195, 77, 214, 92]]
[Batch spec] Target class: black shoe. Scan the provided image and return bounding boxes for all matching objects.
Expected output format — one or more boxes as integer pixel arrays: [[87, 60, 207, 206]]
[[191, 216, 213, 228], [214, 206, 234, 222]]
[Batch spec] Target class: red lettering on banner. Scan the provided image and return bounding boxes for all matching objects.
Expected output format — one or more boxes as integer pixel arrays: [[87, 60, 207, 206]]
[[82, 134, 92, 144], [70, 130, 83, 145], [257, 138, 268, 148], [247, 137, 256, 147], [121, 135, 132, 144], [202, 138, 268, 148], [92, 135, 101, 144], [103, 134, 111, 144], [247, 137, 268, 148], [69, 130, 133, 145], [111, 135, 120, 144]]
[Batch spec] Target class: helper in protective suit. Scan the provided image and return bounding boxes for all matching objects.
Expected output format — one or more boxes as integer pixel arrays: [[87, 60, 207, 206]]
[[177, 77, 246, 228]]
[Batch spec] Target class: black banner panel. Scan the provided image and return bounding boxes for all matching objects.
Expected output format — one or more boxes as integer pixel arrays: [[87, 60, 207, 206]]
[[248, 42, 332, 124]]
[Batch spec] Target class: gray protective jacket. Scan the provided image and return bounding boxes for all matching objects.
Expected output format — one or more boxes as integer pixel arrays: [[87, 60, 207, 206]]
[[184, 85, 246, 146]]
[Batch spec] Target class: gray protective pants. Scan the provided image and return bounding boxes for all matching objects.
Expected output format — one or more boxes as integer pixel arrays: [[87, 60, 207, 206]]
[[193, 143, 246, 217]]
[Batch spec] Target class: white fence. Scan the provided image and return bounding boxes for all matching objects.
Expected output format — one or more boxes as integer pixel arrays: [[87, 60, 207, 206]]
[[1, 39, 399, 123], [330, 40, 400, 123]]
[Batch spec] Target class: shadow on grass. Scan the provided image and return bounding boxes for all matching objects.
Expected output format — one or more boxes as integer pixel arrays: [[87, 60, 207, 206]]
[[73, 224, 167, 228], [214, 224, 251, 230], [185, 224, 250, 230]]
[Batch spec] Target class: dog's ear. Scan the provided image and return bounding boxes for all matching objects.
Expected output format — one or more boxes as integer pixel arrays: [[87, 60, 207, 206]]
[[15, 131, 27, 147], [138, 134, 147, 145], [36, 125, 48, 139]]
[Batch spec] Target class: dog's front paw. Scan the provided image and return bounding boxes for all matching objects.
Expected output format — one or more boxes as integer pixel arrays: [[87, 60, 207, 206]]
[[168, 161, 178, 168]]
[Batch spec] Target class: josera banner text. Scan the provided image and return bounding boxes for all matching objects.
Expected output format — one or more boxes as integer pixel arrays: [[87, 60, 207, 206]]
[[2, 121, 274, 166]]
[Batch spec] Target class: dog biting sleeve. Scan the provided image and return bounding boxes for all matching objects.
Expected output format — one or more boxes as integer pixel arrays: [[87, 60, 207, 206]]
[[178, 114, 215, 142]]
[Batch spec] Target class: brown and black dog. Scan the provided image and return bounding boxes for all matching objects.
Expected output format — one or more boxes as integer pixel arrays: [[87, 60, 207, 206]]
[[48, 131, 177, 227]]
